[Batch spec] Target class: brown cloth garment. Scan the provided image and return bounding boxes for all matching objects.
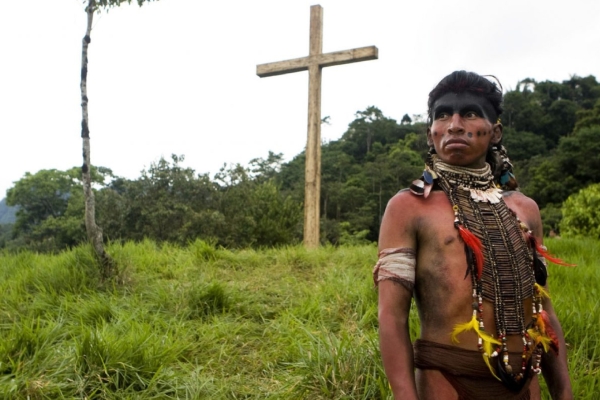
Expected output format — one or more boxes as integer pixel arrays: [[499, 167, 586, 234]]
[[414, 339, 537, 400]]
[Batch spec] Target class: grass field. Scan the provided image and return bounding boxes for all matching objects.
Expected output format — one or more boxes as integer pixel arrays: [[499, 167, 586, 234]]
[[0, 238, 597, 399]]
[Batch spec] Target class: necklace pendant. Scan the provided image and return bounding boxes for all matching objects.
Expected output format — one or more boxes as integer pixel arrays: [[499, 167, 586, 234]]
[[468, 187, 503, 203]]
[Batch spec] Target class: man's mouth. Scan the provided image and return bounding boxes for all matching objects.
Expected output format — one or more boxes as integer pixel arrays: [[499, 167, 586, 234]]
[[444, 138, 468, 148]]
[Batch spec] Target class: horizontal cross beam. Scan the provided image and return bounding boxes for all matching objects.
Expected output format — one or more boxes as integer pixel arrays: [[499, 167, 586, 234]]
[[256, 46, 378, 78]]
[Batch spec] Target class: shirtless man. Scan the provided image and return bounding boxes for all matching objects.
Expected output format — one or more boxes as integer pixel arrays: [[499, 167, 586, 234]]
[[375, 71, 573, 399]]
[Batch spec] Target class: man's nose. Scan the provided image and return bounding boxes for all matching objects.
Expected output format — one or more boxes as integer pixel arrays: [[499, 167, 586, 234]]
[[448, 113, 465, 134]]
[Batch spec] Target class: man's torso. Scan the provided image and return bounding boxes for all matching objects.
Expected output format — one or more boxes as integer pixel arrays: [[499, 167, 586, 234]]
[[405, 189, 541, 399]]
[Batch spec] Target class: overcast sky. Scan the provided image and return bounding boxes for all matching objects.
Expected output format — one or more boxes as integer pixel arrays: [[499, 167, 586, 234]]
[[1, 0, 599, 198]]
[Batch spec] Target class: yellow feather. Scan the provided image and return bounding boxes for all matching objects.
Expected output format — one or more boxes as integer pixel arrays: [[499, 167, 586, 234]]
[[535, 283, 550, 299], [528, 328, 551, 352], [527, 328, 539, 342], [481, 335, 501, 380], [452, 315, 502, 380], [536, 315, 546, 334], [539, 336, 551, 352], [451, 315, 478, 343], [482, 354, 501, 381], [480, 330, 501, 346], [482, 339, 493, 356]]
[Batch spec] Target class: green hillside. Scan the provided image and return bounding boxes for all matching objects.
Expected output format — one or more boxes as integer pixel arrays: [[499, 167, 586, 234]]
[[0, 240, 596, 398]]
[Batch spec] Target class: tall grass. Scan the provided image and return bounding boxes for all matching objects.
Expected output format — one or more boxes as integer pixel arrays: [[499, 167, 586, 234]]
[[0, 238, 596, 399]]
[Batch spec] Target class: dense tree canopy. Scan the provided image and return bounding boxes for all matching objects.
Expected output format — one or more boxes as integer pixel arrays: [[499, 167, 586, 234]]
[[2, 74, 599, 251]]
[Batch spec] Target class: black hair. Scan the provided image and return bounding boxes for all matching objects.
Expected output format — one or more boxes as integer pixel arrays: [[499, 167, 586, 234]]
[[427, 71, 503, 125]]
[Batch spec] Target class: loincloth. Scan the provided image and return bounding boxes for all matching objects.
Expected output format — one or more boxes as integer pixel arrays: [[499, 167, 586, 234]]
[[414, 339, 535, 400]]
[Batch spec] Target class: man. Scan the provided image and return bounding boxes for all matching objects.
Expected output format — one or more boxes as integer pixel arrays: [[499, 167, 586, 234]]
[[374, 71, 572, 399]]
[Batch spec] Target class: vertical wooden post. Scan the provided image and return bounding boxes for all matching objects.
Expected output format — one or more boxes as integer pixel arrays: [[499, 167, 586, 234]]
[[304, 6, 323, 249]]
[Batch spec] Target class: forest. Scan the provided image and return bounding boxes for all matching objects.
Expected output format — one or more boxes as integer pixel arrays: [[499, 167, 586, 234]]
[[1, 74, 600, 252]]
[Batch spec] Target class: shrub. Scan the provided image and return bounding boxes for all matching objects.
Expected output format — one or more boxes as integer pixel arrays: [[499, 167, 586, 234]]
[[560, 183, 600, 238]]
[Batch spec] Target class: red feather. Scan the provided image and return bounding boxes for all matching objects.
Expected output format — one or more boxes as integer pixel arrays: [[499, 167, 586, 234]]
[[540, 310, 560, 354], [458, 224, 484, 280], [529, 236, 576, 267]]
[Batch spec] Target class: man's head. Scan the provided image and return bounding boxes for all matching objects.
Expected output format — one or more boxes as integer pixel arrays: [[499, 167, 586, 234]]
[[427, 71, 503, 125], [425, 71, 517, 188], [426, 71, 503, 168]]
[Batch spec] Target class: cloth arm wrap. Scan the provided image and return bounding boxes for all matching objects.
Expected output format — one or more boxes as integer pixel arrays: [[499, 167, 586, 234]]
[[373, 247, 416, 292]]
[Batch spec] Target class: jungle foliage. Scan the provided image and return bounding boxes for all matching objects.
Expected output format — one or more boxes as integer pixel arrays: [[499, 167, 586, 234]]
[[560, 183, 600, 239], [2, 75, 600, 252]]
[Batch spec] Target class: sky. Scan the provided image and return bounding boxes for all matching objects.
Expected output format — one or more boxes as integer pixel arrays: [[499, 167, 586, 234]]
[[1, 0, 599, 198]]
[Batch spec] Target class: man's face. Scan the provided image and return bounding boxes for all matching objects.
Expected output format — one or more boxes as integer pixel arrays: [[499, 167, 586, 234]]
[[427, 92, 502, 168]]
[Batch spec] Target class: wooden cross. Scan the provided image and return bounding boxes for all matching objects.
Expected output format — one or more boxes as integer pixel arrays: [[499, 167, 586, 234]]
[[257, 4, 378, 249]]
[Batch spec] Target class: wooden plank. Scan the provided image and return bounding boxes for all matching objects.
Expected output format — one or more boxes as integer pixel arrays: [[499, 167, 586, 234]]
[[319, 46, 378, 68], [303, 5, 324, 249], [309, 5, 323, 56], [304, 63, 322, 249], [256, 57, 310, 78], [256, 46, 378, 78]]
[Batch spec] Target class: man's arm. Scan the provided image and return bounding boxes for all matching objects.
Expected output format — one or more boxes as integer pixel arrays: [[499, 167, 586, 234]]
[[377, 191, 419, 399], [525, 196, 573, 399], [540, 298, 573, 400], [378, 280, 418, 399]]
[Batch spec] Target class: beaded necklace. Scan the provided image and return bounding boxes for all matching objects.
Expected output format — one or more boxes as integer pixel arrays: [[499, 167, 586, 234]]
[[412, 155, 562, 391]]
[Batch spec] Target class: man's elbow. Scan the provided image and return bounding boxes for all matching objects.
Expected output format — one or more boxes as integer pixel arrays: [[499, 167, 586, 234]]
[[378, 304, 410, 330]]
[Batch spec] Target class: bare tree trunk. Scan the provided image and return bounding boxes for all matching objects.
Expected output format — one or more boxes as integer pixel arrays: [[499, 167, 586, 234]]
[[80, 0, 115, 278]]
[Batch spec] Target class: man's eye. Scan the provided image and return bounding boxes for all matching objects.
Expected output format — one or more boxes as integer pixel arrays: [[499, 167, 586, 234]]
[[436, 112, 450, 120], [465, 111, 479, 118]]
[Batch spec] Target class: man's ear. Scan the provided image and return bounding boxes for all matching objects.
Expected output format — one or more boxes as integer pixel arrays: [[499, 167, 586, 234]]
[[491, 123, 503, 145], [426, 128, 433, 147]]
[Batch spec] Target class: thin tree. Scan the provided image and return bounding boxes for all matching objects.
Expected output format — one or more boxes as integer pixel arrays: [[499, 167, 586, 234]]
[[80, 0, 158, 277]]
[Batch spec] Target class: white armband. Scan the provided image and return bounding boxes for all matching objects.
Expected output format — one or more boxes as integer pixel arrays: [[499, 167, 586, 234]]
[[373, 247, 416, 291]]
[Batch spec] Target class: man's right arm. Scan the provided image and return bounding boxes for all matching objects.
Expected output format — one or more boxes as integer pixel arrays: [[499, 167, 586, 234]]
[[377, 192, 419, 399], [378, 280, 418, 399]]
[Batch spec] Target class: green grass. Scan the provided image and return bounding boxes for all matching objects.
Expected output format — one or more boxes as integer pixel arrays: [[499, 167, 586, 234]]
[[0, 238, 597, 399]]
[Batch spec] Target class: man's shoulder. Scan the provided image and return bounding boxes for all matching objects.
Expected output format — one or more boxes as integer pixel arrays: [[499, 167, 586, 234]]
[[502, 190, 542, 230], [386, 188, 450, 214], [388, 188, 422, 207], [502, 190, 539, 210]]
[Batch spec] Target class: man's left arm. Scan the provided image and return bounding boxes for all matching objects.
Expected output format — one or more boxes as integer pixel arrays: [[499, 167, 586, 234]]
[[526, 196, 573, 399], [540, 297, 573, 400]]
